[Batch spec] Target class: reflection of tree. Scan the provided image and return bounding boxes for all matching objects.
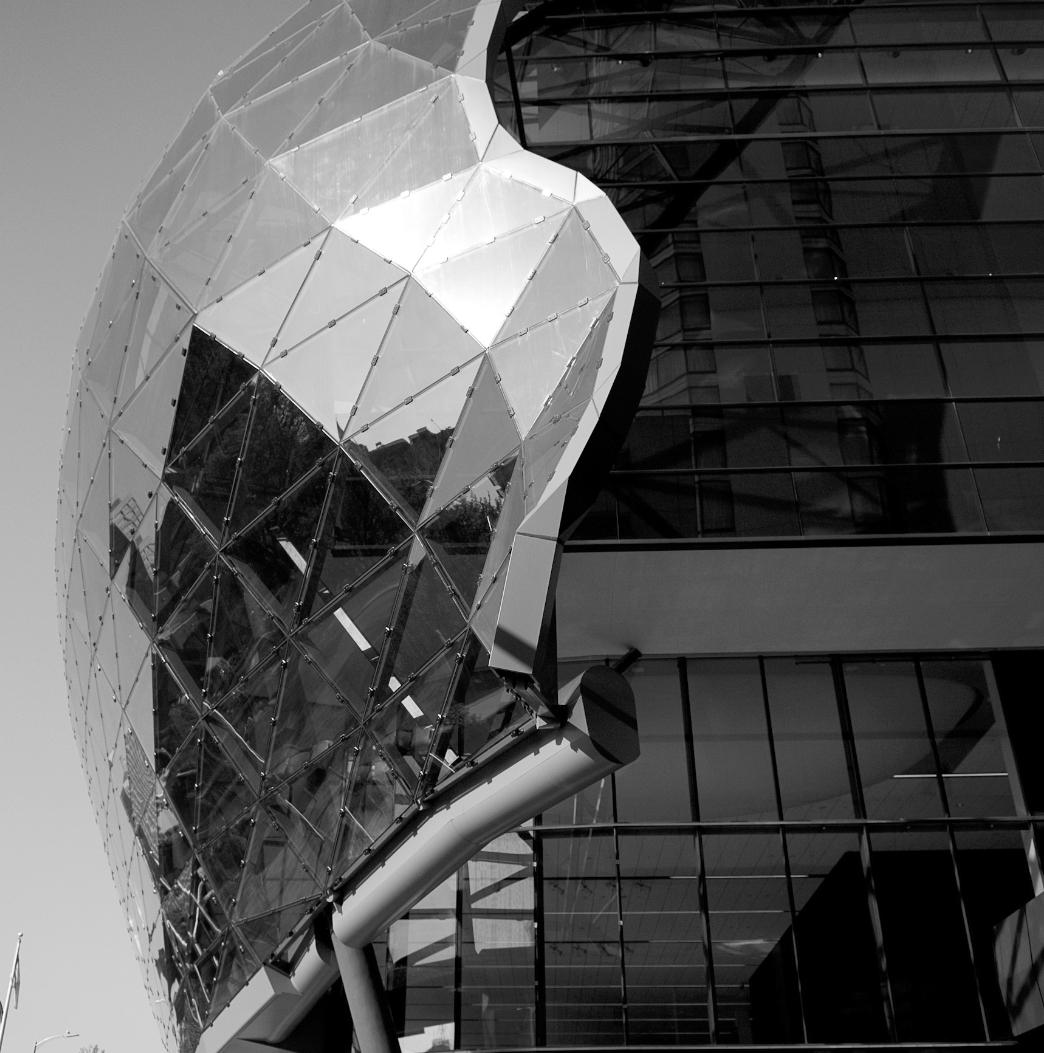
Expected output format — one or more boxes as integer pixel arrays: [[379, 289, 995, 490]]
[[231, 382, 330, 527], [169, 331, 255, 462], [362, 425, 453, 513]]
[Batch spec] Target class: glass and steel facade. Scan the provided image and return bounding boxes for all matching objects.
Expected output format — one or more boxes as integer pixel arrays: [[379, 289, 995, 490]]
[[491, 0, 1044, 540], [381, 653, 1039, 1047], [57, 1, 1044, 1052]]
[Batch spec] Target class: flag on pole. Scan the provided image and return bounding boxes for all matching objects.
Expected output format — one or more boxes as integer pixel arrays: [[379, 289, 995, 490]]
[[0, 934, 22, 1053], [0, 941, 18, 1023]]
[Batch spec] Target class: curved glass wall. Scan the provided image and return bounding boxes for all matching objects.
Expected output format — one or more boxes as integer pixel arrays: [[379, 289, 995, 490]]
[[492, 0, 1044, 539]]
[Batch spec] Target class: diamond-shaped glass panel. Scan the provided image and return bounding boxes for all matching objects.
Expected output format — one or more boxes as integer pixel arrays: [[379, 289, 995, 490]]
[[224, 467, 330, 627], [299, 553, 407, 710], [349, 358, 481, 517], [227, 381, 333, 536], [169, 329, 256, 464], [304, 454, 411, 615]]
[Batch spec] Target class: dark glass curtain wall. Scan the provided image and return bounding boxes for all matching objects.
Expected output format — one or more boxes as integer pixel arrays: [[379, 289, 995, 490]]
[[491, 0, 1044, 539], [377, 654, 1039, 1048]]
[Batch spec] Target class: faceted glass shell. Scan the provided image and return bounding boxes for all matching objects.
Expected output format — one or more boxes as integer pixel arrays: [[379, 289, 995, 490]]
[[57, 2, 641, 1049]]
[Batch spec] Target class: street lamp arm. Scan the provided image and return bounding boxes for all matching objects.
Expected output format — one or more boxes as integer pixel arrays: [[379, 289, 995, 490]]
[[31, 1031, 79, 1053]]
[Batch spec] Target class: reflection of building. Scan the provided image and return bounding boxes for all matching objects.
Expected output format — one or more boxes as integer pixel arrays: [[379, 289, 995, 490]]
[[58, 2, 1044, 1052]]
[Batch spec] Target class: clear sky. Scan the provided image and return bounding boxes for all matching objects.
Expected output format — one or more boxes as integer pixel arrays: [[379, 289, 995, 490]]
[[0, 2, 298, 1050]]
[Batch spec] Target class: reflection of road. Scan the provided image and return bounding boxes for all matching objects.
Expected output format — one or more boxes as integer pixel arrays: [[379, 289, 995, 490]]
[[279, 539, 426, 722]]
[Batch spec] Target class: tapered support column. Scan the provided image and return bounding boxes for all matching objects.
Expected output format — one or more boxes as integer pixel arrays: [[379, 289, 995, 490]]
[[333, 941, 400, 1053]]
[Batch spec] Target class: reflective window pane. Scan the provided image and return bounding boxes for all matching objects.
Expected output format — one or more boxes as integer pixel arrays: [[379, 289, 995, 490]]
[[764, 659, 854, 821]]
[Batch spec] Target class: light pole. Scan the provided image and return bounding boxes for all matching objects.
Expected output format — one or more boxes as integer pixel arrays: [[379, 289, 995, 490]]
[[31, 1031, 78, 1053]]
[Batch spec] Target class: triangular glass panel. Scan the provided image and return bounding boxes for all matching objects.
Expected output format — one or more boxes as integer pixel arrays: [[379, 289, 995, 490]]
[[343, 281, 484, 433], [157, 557, 217, 698], [420, 163, 572, 269], [268, 282, 404, 438], [165, 389, 252, 542], [130, 137, 209, 254], [88, 227, 146, 356], [379, 553, 465, 701], [521, 309, 613, 506], [376, 8, 477, 68], [291, 40, 440, 151], [208, 708, 264, 788], [235, 901, 314, 969], [433, 634, 525, 783], [162, 734, 201, 838], [67, 616, 93, 707], [160, 122, 263, 247], [336, 168, 473, 271], [490, 291, 612, 436], [112, 342, 190, 476], [298, 554, 408, 711], [156, 495, 217, 629], [247, 5, 366, 101], [348, 0, 442, 38], [273, 77, 477, 221], [223, 468, 329, 627], [421, 453, 516, 608], [229, 382, 333, 535], [233, 804, 322, 921], [422, 358, 520, 518], [155, 180, 258, 309], [214, 647, 287, 772], [269, 734, 359, 885], [416, 211, 569, 346], [122, 492, 160, 628], [348, 357, 482, 517], [227, 0, 341, 80], [79, 533, 112, 644], [117, 723, 159, 860], [206, 170, 329, 304], [155, 653, 203, 775], [197, 809, 254, 911], [256, 793, 324, 900], [367, 643, 459, 787], [111, 433, 161, 574], [468, 550, 511, 652], [135, 93, 221, 207], [168, 329, 257, 464], [348, 78, 478, 216], [76, 388, 109, 504], [497, 210, 618, 340], [271, 85, 437, 220], [228, 54, 351, 158], [332, 728, 410, 872], [193, 724, 258, 848], [112, 590, 150, 697], [85, 279, 139, 416], [204, 558, 283, 706], [194, 239, 319, 368], [119, 265, 192, 409], [59, 401, 81, 514], [266, 646, 360, 785], [95, 595, 121, 709], [302, 454, 411, 615], [124, 652, 156, 758], [274, 228, 407, 358], [80, 439, 111, 570], [211, 18, 321, 111], [207, 935, 258, 1025], [66, 541, 90, 642]]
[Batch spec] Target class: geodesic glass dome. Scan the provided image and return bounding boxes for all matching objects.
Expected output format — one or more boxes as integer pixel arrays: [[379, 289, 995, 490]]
[[55, 2, 653, 1049]]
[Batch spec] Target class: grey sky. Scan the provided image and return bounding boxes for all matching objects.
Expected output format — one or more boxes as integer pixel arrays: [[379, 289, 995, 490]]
[[0, 2, 297, 1050]]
